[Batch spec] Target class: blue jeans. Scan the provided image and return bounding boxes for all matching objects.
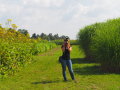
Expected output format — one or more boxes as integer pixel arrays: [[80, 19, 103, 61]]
[[61, 59, 75, 81]]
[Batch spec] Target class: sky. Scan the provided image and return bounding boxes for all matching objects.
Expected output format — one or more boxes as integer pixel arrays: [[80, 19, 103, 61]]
[[0, 0, 120, 39]]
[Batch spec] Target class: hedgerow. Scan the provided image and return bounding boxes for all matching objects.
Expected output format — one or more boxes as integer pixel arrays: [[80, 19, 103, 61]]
[[0, 20, 57, 77], [78, 18, 120, 72]]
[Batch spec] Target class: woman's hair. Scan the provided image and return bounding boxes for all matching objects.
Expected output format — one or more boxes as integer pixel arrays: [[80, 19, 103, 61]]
[[64, 37, 69, 41]]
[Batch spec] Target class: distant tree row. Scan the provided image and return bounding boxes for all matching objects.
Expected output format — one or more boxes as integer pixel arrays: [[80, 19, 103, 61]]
[[31, 33, 69, 40], [18, 29, 69, 40]]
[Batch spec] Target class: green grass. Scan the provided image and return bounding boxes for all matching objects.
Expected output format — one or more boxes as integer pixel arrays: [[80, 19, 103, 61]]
[[0, 45, 120, 90]]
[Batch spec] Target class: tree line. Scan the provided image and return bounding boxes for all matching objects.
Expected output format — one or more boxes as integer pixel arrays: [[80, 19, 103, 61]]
[[18, 29, 69, 41]]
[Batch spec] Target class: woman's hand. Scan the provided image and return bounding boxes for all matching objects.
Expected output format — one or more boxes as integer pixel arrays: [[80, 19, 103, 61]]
[[61, 44, 72, 52], [61, 46, 72, 52], [68, 47, 72, 52]]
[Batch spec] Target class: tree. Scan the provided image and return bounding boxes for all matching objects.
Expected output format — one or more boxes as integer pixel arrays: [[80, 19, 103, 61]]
[[18, 29, 29, 36], [18, 29, 30, 38], [60, 35, 67, 39], [48, 33, 54, 40], [36, 34, 40, 38], [31, 33, 37, 39], [53, 34, 59, 40], [40, 33, 47, 40]]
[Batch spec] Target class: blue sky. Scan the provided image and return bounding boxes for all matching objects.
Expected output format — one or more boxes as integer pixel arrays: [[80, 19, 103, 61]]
[[0, 0, 120, 39]]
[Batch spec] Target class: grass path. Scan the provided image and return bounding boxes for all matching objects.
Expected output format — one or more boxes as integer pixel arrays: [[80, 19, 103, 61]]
[[0, 45, 120, 90]]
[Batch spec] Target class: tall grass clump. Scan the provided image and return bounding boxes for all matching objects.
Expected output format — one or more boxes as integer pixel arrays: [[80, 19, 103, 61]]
[[77, 23, 101, 60], [78, 18, 120, 72], [91, 18, 120, 72]]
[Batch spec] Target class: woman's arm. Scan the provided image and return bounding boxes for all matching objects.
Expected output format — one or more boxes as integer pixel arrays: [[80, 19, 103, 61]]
[[68, 46, 72, 52], [61, 44, 72, 52]]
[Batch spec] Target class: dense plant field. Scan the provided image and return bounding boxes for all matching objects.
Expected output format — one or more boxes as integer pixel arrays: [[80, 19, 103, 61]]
[[0, 41, 33, 77], [31, 42, 57, 55], [78, 18, 120, 72], [0, 20, 57, 77]]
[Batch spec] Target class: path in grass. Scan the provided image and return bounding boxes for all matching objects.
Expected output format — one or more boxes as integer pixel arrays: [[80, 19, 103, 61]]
[[0, 45, 120, 90]]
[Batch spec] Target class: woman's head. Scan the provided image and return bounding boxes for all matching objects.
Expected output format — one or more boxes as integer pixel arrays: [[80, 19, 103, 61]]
[[64, 37, 69, 44], [64, 37, 70, 47]]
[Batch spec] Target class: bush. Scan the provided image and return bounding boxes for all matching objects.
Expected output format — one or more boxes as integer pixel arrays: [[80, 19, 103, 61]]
[[0, 41, 32, 76], [0, 21, 57, 77], [77, 23, 101, 60], [78, 18, 120, 72], [91, 19, 120, 72]]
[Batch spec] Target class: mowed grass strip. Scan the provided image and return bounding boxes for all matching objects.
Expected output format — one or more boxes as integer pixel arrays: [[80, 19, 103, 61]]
[[0, 45, 120, 90]]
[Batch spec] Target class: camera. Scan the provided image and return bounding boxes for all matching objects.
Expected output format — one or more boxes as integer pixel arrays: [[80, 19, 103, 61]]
[[64, 42, 69, 49], [64, 37, 69, 49]]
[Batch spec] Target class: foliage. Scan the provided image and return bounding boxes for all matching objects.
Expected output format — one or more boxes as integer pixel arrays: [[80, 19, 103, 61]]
[[0, 19, 57, 77], [77, 23, 100, 60], [18, 29, 29, 37], [0, 40, 33, 76], [31, 42, 57, 55], [31, 33, 69, 41], [78, 18, 120, 72], [1, 46, 120, 89]]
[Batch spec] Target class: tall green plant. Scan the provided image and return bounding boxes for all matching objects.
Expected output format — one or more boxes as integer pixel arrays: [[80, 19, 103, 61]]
[[91, 19, 120, 72], [78, 18, 120, 72], [78, 23, 101, 60]]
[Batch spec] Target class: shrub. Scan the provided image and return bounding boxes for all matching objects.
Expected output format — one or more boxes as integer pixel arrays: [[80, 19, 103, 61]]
[[0, 20, 57, 77], [91, 18, 120, 72], [77, 23, 101, 60], [0, 41, 32, 76], [78, 18, 120, 72]]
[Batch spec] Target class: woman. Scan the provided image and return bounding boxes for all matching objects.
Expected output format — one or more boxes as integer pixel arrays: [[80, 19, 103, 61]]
[[61, 38, 75, 81]]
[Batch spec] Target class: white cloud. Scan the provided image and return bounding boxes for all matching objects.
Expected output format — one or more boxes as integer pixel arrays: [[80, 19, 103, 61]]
[[0, 0, 120, 39], [73, 3, 89, 18], [22, 0, 64, 7]]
